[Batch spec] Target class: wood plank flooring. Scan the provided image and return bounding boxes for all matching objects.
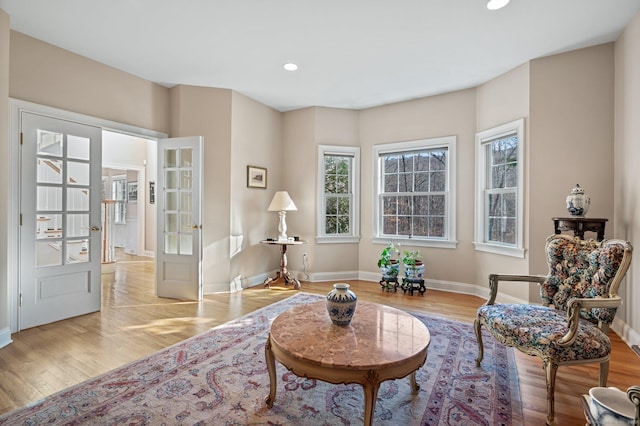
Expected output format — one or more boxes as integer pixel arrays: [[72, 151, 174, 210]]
[[1, 253, 638, 424]]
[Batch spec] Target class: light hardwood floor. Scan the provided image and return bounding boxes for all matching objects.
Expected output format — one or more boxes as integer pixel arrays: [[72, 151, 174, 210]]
[[0, 253, 638, 424]]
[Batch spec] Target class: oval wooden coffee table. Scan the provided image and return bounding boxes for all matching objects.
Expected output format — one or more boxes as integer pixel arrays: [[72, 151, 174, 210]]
[[264, 300, 431, 426]]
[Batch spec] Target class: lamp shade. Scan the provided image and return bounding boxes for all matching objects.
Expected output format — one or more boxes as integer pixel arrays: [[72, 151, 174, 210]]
[[268, 191, 297, 211]]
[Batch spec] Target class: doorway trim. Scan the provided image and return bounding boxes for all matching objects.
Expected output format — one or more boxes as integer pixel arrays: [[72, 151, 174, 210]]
[[8, 98, 167, 333]]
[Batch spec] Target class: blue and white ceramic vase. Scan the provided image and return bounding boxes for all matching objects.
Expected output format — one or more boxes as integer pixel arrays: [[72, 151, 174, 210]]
[[326, 283, 357, 326], [566, 184, 590, 217]]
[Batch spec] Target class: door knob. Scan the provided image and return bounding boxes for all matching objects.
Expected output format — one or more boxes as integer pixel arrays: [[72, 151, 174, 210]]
[[90, 226, 101, 231]]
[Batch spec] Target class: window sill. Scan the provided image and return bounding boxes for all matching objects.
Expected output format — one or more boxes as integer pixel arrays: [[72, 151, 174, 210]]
[[473, 241, 525, 258], [316, 236, 361, 244], [372, 237, 458, 249]]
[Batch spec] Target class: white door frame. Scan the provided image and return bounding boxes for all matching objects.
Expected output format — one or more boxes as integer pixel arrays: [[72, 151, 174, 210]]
[[8, 98, 167, 333]]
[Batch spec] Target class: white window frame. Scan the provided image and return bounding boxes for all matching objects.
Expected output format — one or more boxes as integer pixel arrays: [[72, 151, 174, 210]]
[[316, 145, 360, 243], [373, 136, 457, 249], [112, 175, 127, 225], [474, 118, 525, 258]]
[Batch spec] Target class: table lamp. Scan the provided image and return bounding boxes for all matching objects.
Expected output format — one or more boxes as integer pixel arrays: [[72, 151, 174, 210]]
[[268, 191, 297, 242]]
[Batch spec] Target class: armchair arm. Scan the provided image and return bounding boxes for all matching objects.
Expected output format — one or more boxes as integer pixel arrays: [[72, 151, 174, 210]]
[[558, 296, 623, 346], [485, 274, 546, 306], [627, 386, 640, 426]]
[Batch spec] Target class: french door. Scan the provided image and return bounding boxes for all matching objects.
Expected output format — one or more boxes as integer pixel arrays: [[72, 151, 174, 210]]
[[19, 112, 102, 330], [156, 137, 203, 300]]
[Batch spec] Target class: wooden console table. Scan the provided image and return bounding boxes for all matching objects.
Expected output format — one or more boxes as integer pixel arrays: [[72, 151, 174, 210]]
[[552, 217, 608, 241]]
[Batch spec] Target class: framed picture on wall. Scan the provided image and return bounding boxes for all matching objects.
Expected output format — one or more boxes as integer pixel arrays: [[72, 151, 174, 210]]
[[247, 165, 267, 189], [127, 182, 138, 203]]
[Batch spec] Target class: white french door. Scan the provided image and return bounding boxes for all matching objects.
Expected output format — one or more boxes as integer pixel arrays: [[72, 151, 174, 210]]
[[156, 137, 203, 300], [19, 112, 102, 330]]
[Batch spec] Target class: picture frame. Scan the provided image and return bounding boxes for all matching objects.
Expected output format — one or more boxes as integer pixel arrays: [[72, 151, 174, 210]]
[[247, 165, 267, 189], [127, 181, 138, 203]]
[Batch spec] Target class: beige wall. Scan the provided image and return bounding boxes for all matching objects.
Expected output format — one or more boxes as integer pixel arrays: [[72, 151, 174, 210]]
[[169, 85, 233, 293], [475, 63, 531, 301], [281, 107, 361, 277], [0, 10, 10, 344], [9, 31, 170, 134], [230, 91, 283, 288], [614, 12, 640, 341], [359, 89, 477, 285]]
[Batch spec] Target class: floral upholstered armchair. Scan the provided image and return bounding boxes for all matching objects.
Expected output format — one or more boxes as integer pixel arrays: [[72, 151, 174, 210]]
[[474, 234, 633, 425]]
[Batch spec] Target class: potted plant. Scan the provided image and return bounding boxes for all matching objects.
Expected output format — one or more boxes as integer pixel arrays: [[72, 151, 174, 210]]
[[377, 242, 400, 278], [402, 249, 424, 280]]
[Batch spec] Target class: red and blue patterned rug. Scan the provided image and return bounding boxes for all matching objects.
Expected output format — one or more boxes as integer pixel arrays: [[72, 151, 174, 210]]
[[0, 293, 523, 425]]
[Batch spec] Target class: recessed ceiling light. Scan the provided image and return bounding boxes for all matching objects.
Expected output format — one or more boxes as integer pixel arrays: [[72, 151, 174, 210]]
[[283, 63, 298, 71], [487, 0, 510, 10]]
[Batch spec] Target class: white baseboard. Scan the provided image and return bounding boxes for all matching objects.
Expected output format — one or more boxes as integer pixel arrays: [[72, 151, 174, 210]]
[[0, 327, 12, 350], [202, 269, 638, 349], [142, 250, 155, 258], [612, 317, 640, 348]]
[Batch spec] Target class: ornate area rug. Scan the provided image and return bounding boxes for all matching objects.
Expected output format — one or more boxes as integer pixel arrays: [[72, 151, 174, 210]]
[[0, 293, 523, 425]]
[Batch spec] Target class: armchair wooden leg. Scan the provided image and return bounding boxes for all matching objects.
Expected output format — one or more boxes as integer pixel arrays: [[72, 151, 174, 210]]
[[543, 359, 558, 425], [599, 359, 610, 386], [474, 318, 484, 367]]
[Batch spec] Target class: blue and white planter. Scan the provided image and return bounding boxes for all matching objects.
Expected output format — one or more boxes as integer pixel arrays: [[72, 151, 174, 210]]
[[326, 283, 358, 326], [404, 262, 425, 280]]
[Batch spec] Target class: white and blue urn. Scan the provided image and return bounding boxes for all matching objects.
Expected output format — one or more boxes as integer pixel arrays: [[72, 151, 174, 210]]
[[326, 283, 357, 326], [566, 184, 591, 217]]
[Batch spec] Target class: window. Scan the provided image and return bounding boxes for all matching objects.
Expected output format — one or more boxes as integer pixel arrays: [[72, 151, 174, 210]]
[[317, 145, 360, 243], [111, 175, 127, 224], [474, 119, 525, 257], [373, 137, 456, 248]]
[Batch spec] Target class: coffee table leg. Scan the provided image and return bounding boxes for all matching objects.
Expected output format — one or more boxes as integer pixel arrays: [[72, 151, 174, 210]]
[[264, 337, 277, 408], [362, 371, 380, 426], [410, 371, 420, 393]]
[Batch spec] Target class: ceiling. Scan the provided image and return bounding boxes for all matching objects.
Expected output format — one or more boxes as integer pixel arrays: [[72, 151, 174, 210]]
[[1, 0, 639, 112]]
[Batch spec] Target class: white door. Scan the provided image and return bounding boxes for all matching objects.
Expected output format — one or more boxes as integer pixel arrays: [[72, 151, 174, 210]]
[[156, 137, 203, 300], [19, 112, 102, 330]]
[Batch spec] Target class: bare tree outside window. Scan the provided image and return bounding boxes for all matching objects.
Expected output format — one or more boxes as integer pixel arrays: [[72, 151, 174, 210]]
[[380, 149, 448, 239], [485, 135, 518, 245]]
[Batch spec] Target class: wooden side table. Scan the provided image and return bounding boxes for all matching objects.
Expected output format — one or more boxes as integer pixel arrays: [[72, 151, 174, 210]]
[[552, 217, 608, 241], [260, 239, 305, 289]]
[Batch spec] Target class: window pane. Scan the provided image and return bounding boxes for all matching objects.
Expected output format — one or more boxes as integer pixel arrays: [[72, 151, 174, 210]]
[[398, 196, 411, 215], [384, 156, 398, 173], [165, 235, 178, 254], [414, 196, 428, 215], [337, 216, 350, 233], [336, 175, 348, 193], [384, 174, 397, 192], [414, 172, 429, 191], [166, 192, 178, 210], [36, 241, 62, 267], [398, 173, 412, 192], [326, 216, 337, 234], [505, 163, 518, 188], [67, 135, 90, 160], [429, 217, 445, 237], [429, 195, 445, 216], [383, 196, 397, 215], [67, 240, 89, 264], [430, 152, 447, 170], [180, 235, 193, 255], [37, 130, 63, 157], [398, 216, 411, 235], [337, 197, 350, 215], [430, 171, 446, 191], [37, 159, 62, 184], [67, 188, 90, 211], [37, 214, 62, 239], [67, 161, 90, 186], [37, 186, 62, 211], [326, 197, 337, 215], [67, 214, 89, 238], [180, 148, 192, 167], [325, 175, 336, 193], [165, 149, 178, 167], [165, 213, 178, 232]]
